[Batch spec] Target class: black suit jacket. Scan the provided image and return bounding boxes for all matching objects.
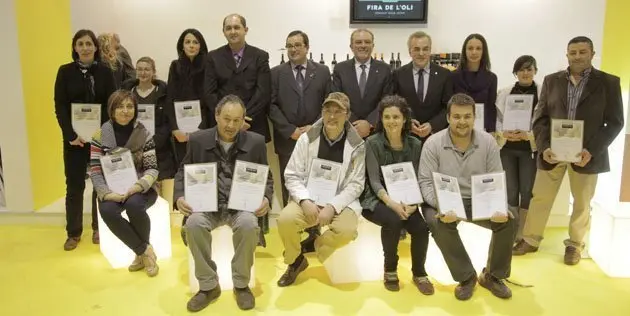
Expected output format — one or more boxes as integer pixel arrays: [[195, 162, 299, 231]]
[[393, 62, 453, 133], [204, 44, 272, 141], [332, 58, 393, 126], [269, 61, 331, 155], [533, 68, 623, 174]]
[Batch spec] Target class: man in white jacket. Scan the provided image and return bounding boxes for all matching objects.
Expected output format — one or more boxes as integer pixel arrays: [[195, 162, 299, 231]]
[[276, 92, 366, 287]]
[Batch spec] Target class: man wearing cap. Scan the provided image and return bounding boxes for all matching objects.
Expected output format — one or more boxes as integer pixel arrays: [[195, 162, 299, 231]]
[[276, 92, 366, 287]]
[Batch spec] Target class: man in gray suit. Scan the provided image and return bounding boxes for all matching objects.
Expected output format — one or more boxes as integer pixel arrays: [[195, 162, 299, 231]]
[[174, 95, 273, 312], [332, 28, 393, 138], [270, 30, 331, 206], [513, 36, 623, 265]]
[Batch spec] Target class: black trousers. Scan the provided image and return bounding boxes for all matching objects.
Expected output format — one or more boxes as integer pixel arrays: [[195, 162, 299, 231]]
[[99, 190, 158, 255], [63, 142, 98, 238], [500, 148, 536, 210], [362, 202, 430, 277]]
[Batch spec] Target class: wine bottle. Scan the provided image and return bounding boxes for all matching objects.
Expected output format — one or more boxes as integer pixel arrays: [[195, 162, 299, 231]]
[[389, 53, 395, 69], [280, 53, 285, 65], [319, 53, 325, 65], [395, 53, 402, 69], [331, 53, 337, 71], [309, 52, 314, 62], [373, 53, 377, 60], [380, 53, 384, 62], [346, 53, 350, 61]]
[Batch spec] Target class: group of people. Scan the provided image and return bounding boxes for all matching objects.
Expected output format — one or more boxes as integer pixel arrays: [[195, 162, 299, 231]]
[[53, 12, 623, 313]]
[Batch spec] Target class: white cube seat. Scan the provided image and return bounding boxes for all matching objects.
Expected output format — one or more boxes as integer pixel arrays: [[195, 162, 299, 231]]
[[589, 203, 630, 277]]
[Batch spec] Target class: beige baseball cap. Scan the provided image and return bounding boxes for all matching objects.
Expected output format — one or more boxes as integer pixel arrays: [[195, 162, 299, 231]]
[[322, 92, 350, 112]]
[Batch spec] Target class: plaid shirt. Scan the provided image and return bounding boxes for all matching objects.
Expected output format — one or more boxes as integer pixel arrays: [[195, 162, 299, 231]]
[[566, 67, 592, 119]]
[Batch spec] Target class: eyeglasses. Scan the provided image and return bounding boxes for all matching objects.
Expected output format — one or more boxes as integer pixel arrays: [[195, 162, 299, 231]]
[[285, 43, 305, 50], [322, 108, 347, 116]]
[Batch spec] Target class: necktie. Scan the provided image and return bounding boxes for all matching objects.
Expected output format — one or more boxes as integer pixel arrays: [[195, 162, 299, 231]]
[[417, 69, 425, 102], [295, 65, 304, 92], [359, 64, 367, 98], [234, 54, 241, 68]]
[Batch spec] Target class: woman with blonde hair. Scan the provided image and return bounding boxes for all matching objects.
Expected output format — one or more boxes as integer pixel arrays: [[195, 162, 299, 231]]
[[98, 33, 131, 88]]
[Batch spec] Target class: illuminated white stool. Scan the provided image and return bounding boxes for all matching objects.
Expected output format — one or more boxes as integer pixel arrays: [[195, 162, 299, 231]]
[[323, 217, 384, 284], [589, 203, 630, 277], [188, 226, 255, 293], [97, 196, 172, 268], [425, 221, 492, 285]]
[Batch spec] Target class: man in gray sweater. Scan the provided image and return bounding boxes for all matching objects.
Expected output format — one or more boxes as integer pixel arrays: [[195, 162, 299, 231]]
[[418, 93, 515, 301]]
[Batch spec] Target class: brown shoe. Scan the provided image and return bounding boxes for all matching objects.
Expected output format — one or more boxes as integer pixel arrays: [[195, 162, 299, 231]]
[[142, 245, 159, 277], [187, 285, 221, 312], [277, 256, 308, 287], [512, 240, 538, 256], [564, 246, 581, 265], [64, 237, 81, 251], [478, 269, 512, 299], [455, 274, 477, 301], [92, 231, 100, 244], [128, 256, 144, 272], [383, 272, 400, 292], [412, 276, 435, 295], [233, 286, 255, 310]]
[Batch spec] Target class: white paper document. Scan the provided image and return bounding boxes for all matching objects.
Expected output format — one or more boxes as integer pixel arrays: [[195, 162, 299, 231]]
[[137, 104, 155, 137], [471, 172, 508, 220], [174, 100, 202, 134], [502, 94, 534, 131], [184, 163, 218, 213], [228, 160, 269, 212], [71, 103, 101, 141], [474, 103, 485, 131], [551, 119, 584, 163], [432, 172, 466, 219], [306, 158, 342, 206], [100, 150, 138, 195], [381, 162, 423, 205]]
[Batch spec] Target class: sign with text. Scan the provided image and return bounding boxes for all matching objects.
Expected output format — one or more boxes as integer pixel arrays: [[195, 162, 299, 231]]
[[351, 0, 428, 23]]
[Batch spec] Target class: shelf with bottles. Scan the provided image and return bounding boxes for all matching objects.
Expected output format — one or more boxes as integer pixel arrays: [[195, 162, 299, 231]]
[[431, 53, 461, 71]]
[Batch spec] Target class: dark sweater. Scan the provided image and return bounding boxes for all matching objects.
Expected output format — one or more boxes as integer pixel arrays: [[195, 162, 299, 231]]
[[317, 130, 346, 163], [451, 69, 498, 132], [54, 61, 116, 142], [166, 57, 206, 131]]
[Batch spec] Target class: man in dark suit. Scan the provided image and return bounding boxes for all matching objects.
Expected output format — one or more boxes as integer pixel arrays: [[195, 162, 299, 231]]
[[270, 30, 331, 206], [332, 28, 393, 138], [393, 31, 453, 139], [174, 95, 273, 312], [205, 14, 271, 142], [513, 36, 623, 265]]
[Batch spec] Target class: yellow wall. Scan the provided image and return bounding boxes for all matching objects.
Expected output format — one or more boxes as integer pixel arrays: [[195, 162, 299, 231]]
[[601, 0, 630, 90], [15, 0, 71, 209]]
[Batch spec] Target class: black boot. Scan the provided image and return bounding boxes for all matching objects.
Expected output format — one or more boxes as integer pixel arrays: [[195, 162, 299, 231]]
[[300, 226, 321, 254]]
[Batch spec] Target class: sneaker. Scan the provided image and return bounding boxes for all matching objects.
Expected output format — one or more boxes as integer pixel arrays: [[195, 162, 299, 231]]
[[564, 246, 581, 265], [187, 285, 221, 312], [128, 256, 144, 272], [64, 237, 80, 251], [478, 269, 512, 299], [454, 274, 477, 301], [141, 245, 159, 277], [412, 276, 434, 295], [512, 240, 538, 256], [383, 272, 400, 292], [277, 256, 309, 287], [92, 231, 100, 244], [233, 286, 255, 310]]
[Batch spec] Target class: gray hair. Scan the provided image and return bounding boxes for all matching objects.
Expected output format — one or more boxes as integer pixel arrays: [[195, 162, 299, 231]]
[[215, 94, 246, 116]]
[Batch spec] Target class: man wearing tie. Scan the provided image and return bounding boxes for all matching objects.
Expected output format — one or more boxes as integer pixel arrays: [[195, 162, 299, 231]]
[[393, 31, 453, 139], [269, 30, 331, 207], [332, 29, 393, 138], [205, 14, 272, 142]]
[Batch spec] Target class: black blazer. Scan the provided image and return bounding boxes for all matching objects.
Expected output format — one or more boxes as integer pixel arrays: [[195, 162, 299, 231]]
[[393, 62, 453, 133], [332, 58, 393, 125], [54, 61, 116, 142], [165, 57, 206, 130], [269, 61, 331, 155], [204, 44, 272, 141]]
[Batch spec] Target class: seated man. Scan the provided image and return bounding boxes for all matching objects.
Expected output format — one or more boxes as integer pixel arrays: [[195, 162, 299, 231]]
[[173, 95, 273, 312], [276, 92, 366, 287], [418, 93, 516, 300]]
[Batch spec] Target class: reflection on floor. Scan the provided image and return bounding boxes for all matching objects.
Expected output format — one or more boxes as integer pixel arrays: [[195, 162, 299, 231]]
[[1, 224, 629, 316]]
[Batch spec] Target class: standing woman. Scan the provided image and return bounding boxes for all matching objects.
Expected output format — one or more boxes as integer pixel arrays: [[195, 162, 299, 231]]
[[122, 57, 177, 212], [89, 90, 159, 276], [451, 33, 498, 133], [98, 33, 132, 89], [496, 55, 540, 242], [361, 95, 433, 295], [54, 29, 116, 250]]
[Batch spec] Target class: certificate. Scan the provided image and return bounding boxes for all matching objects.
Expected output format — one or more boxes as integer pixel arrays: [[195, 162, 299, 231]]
[[306, 158, 342, 206], [227, 160, 269, 212], [184, 163, 218, 213], [381, 162, 423, 205], [471, 172, 508, 220], [174, 100, 202, 134], [551, 119, 584, 163], [100, 150, 138, 195], [71, 103, 101, 140], [137, 104, 155, 137], [502, 94, 534, 131], [474, 103, 485, 131], [432, 172, 466, 219]]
